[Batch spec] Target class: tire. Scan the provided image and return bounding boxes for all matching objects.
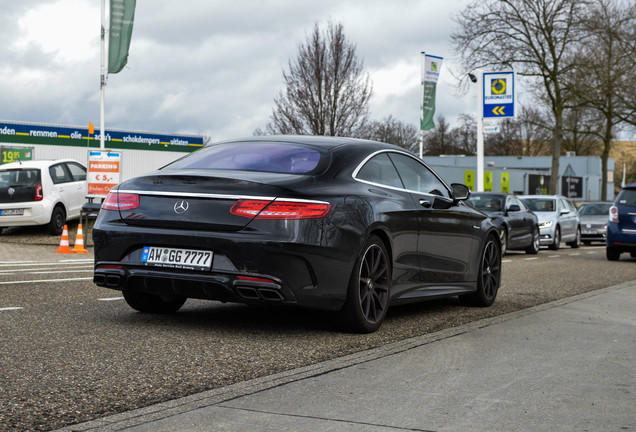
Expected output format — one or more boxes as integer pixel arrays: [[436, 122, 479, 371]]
[[525, 226, 540, 255], [606, 247, 620, 261], [630, 251, 636, 258], [47, 205, 66, 235], [459, 235, 501, 307], [339, 235, 391, 333], [123, 291, 187, 313], [499, 228, 508, 256], [568, 227, 581, 249], [548, 227, 561, 251]]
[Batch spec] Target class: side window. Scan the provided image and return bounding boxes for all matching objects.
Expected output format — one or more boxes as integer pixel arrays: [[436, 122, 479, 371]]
[[355, 153, 404, 189], [65, 162, 87, 181], [49, 164, 72, 184], [387, 153, 450, 198]]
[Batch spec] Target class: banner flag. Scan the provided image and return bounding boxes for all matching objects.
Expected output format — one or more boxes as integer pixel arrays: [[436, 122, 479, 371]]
[[420, 53, 443, 131], [108, 0, 136, 74]]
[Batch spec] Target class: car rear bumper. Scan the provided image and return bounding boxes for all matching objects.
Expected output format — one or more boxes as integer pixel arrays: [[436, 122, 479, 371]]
[[606, 223, 636, 252], [92, 215, 358, 311], [0, 201, 52, 226]]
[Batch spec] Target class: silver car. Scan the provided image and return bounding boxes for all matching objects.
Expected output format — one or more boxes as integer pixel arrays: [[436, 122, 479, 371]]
[[519, 195, 581, 250], [577, 201, 612, 245]]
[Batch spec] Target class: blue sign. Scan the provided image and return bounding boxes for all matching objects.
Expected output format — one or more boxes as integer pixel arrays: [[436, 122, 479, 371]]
[[482, 72, 515, 118]]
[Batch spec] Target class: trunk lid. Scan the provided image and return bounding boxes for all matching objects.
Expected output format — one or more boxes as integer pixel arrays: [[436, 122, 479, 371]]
[[116, 170, 314, 231], [0, 168, 41, 204]]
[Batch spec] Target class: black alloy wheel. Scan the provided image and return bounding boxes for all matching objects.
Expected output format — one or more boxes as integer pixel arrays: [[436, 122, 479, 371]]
[[525, 226, 540, 254], [123, 291, 187, 313], [340, 235, 391, 333], [459, 235, 501, 307]]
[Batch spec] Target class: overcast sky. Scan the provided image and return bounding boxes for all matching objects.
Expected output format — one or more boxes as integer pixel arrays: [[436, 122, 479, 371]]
[[1, 0, 477, 141]]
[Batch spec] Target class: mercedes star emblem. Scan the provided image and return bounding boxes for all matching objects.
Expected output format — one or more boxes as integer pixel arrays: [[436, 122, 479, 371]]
[[173, 200, 189, 214]]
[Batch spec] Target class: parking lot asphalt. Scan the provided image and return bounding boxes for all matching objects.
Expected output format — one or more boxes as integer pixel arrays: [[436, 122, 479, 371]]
[[56, 280, 636, 432]]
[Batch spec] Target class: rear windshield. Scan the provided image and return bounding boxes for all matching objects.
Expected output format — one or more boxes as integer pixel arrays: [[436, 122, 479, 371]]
[[522, 198, 555, 212], [166, 142, 324, 174], [0, 169, 41, 187], [616, 189, 636, 207]]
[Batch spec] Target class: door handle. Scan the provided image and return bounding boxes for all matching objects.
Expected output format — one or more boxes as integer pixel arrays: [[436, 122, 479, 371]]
[[419, 199, 432, 208]]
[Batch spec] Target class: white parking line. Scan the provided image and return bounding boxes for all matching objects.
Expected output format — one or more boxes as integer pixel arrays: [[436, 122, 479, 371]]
[[0, 261, 92, 267], [0, 307, 23, 311], [27, 270, 93, 275], [98, 297, 124, 301], [0, 277, 93, 285], [569, 253, 581, 256], [502, 259, 513, 263], [524, 257, 539, 260], [548, 255, 560, 258]]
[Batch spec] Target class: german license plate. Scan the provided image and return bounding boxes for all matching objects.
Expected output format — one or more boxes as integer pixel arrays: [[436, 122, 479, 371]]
[[0, 208, 24, 216], [141, 246, 212, 271]]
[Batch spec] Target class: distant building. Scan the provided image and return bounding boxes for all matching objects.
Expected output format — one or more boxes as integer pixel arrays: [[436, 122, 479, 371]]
[[425, 154, 614, 202], [0, 119, 204, 181]]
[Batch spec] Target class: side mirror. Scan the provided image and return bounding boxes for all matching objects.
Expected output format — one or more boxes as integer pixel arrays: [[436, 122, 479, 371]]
[[450, 183, 470, 201], [507, 204, 521, 213], [561, 209, 570, 215]]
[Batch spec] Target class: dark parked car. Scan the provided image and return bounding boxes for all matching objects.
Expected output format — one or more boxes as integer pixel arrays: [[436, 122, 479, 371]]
[[466, 192, 539, 255], [606, 184, 636, 261], [577, 201, 612, 245], [93, 136, 502, 333]]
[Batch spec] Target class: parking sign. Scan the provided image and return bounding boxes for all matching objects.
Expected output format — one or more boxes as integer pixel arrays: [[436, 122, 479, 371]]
[[483, 72, 515, 118]]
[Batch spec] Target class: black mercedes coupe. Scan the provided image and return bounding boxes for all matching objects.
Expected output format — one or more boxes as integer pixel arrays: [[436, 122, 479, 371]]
[[93, 136, 502, 332]]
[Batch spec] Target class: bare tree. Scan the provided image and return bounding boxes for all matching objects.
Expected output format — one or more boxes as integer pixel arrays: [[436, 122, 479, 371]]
[[570, 0, 636, 200], [264, 22, 372, 137], [451, 114, 477, 155], [423, 116, 453, 155], [364, 115, 419, 153], [452, 0, 590, 194]]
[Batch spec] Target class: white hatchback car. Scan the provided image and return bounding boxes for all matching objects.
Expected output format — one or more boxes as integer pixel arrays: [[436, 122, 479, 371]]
[[0, 159, 87, 235]]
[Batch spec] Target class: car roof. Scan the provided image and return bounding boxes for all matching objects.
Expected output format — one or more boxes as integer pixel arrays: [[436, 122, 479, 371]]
[[519, 195, 564, 199], [212, 135, 405, 153], [0, 159, 82, 170]]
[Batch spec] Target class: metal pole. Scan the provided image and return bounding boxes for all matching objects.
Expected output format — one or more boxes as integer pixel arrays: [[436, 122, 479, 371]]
[[419, 52, 425, 159], [476, 70, 484, 192], [100, 0, 106, 150]]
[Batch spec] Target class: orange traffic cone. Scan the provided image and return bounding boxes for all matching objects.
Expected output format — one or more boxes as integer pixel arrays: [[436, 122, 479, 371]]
[[72, 224, 88, 253], [55, 225, 72, 253]]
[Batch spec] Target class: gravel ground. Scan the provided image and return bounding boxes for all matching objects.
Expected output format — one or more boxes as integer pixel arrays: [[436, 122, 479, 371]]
[[0, 225, 634, 431]]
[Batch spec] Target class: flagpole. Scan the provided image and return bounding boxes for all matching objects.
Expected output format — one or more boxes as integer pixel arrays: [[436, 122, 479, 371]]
[[419, 52, 425, 159], [100, 0, 106, 150]]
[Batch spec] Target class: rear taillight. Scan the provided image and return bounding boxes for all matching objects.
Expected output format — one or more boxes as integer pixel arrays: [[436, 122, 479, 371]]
[[102, 192, 140, 211], [230, 199, 331, 220], [609, 205, 619, 223], [34, 183, 43, 201]]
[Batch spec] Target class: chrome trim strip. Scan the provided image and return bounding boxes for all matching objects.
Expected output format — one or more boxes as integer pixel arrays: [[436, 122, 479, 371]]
[[116, 190, 276, 201], [114, 190, 330, 205]]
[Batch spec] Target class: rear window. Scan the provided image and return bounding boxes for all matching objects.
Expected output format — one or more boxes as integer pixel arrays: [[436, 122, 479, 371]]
[[616, 189, 636, 207], [166, 142, 324, 174], [0, 169, 41, 187]]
